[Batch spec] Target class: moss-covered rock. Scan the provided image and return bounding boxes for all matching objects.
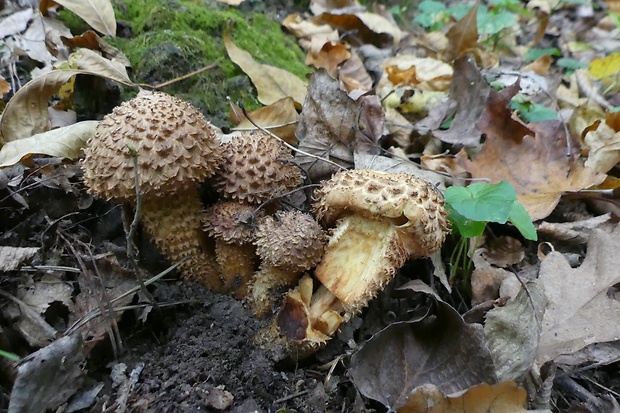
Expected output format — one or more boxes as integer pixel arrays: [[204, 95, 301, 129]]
[[61, 0, 311, 128]]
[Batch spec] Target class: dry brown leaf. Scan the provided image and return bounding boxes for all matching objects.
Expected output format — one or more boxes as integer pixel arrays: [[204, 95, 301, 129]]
[[0, 246, 39, 271], [0, 121, 98, 167], [350, 295, 497, 411], [18, 273, 74, 315], [464, 84, 604, 220], [432, 56, 491, 147], [54, 0, 116, 37], [305, 41, 351, 78], [444, 3, 479, 61], [313, 12, 395, 48], [382, 55, 453, 90], [295, 70, 382, 181], [481, 236, 525, 267], [338, 49, 373, 95], [229, 97, 299, 146], [537, 213, 612, 243], [537, 226, 620, 363], [0, 75, 10, 97], [282, 13, 340, 53], [0, 8, 33, 38], [61, 30, 131, 66], [224, 30, 308, 106], [398, 381, 540, 413]]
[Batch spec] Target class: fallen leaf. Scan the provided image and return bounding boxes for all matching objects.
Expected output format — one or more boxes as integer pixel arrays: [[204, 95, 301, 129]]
[[398, 381, 541, 413], [0, 121, 98, 167], [0, 75, 10, 97], [54, 0, 116, 37], [0, 246, 39, 271], [464, 85, 604, 220], [537, 213, 612, 243], [589, 52, 620, 80], [432, 56, 491, 147], [382, 55, 453, 90], [537, 226, 620, 363], [18, 273, 74, 315], [305, 41, 351, 78], [485, 280, 546, 381], [229, 97, 299, 146], [282, 13, 340, 53], [0, 8, 33, 38], [444, 3, 479, 61], [0, 50, 133, 144], [354, 152, 446, 190], [295, 70, 382, 181], [480, 236, 525, 267], [216, 0, 246, 4], [224, 29, 308, 106], [338, 49, 373, 96], [349, 297, 497, 411], [9, 335, 85, 413], [313, 12, 395, 48], [61, 30, 131, 66], [309, 0, 361, 15]]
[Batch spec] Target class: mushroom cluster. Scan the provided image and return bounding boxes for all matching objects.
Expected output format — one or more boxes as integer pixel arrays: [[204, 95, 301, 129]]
[[275, 169, 450, 349], [81, 91, 449, 357]]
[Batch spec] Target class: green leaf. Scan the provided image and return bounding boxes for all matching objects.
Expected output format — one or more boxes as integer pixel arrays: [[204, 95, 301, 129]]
[[611, 106, 620, 113], [508, 201, 538, 241], [478, 7, 516, 35], [446, 205, 487, 238], [524, 48, 561, 61], [0, 349, 19, 361], [415, 0, 449, 29], [510, 98, 558, 123], [557, 58, 588, 70], [444, 181, 516, 224]]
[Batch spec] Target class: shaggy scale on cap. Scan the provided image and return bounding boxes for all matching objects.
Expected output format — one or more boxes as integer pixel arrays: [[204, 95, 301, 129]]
[[213, 131, 303, 205], [82, 90, 222, 201], [254, 210, 326, 273]]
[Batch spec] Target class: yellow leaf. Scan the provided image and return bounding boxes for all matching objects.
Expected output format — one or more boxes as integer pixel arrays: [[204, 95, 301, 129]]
[[224, 30, 308, 106], [0, 121, 98, 167], [589, 52, 620, 80], [53, 0, 116, 37]]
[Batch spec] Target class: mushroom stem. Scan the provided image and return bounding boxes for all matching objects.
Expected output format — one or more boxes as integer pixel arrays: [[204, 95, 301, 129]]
[[249, 265, 302, 318], [140, 188, 223, 291], [214, 240, 257, 298], [314, 215, 406, 311]]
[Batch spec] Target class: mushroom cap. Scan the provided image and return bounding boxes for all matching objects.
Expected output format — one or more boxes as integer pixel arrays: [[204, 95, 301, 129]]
[[254, 210, 327, 273], [203, 200, 259, 244], [213, 130, 303, 204], [82, 91, 222, 201], [313, 169, 449, 258]]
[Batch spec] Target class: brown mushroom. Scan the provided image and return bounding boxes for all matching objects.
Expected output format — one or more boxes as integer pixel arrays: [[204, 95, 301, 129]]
[[82, 90, 223, 289], [276, 169, 450, 349], [203, 200, 260, 298], [250, 210, 327, 318], [213, 130, 303, 205]]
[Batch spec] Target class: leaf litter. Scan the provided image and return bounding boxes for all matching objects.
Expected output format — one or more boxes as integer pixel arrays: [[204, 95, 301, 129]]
[[2, 0, 620, 411]]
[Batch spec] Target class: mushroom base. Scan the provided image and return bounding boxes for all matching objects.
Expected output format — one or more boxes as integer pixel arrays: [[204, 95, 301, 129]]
[[215, 241, 257, 299], [140, 189, 222, 290]]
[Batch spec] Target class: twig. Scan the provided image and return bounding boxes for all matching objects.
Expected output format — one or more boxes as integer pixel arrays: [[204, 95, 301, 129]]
[[233, 99, 347, 172], [126, 145, 159, 312], [274, 390, 310, 404], [136, 63, 218, 90]]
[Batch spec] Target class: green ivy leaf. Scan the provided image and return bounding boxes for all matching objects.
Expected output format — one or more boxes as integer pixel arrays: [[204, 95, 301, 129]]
[[510, 97, 558, 123], [446, 205, 487, 238], [444, 181, 516, 224], [557, 58, 588, 70], [524, 48, 561, 61], [508, 202, 538, 241]]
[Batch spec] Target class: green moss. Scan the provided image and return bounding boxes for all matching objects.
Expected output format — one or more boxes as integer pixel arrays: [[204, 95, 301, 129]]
[[106, 0, 311, 127]]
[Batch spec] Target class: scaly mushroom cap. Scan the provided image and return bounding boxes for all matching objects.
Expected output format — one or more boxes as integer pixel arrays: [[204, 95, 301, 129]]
[[82, 90, 222, 201], [254, 210, 327, 273], [203, 201, 258, 244], [213, 130, 303, 205], [313, 169, 449, 258]]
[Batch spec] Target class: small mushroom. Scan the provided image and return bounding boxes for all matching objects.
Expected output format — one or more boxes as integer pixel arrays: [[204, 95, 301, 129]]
[[249, 210, 327, 318], [213, 130, 303, 205], [82, 90, 223, 288], [203, 200, 260, 298], [275, 169, 450, 349]]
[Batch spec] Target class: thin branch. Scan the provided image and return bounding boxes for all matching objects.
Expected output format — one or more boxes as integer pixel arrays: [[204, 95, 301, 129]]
[[232, 98, 347, 172]]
